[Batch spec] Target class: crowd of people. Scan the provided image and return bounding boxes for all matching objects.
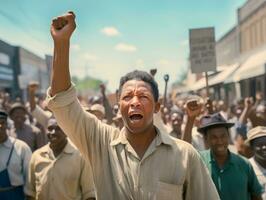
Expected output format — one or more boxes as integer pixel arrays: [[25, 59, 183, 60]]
[[1, 11, 266, 200]]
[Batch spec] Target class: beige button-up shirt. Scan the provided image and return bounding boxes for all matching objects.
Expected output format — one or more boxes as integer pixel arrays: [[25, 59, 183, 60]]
[[26, 140, 95, 200], [46, 85, 220, 200]]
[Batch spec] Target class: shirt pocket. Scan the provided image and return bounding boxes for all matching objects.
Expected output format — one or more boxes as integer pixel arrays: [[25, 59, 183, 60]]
[[155, 181, 183, 200]]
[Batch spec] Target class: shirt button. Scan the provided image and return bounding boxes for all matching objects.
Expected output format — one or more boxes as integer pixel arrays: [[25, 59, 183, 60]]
[[220, 169, 224, 173]]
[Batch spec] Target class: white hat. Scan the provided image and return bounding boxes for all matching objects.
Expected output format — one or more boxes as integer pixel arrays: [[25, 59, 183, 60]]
[[245, 126, 266, 146]]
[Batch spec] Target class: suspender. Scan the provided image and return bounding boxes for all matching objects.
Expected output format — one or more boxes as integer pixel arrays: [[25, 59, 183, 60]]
[[6, 139, 15, 168]]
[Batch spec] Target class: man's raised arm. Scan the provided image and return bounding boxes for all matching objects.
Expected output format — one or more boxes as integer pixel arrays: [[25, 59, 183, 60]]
[[50, 11, 76, 96]]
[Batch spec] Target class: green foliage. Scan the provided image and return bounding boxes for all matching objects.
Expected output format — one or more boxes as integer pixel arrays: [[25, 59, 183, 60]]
[[71, 76, 102, 92]]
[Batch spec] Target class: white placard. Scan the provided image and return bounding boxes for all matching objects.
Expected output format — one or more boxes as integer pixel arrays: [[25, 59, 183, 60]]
[[189, 27, 217, 73]]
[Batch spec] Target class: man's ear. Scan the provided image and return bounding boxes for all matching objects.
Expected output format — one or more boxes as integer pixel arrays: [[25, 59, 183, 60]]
[[154, 102, 161, 113]]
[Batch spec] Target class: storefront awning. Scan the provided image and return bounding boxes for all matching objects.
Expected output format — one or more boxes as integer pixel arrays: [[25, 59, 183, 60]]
[[190, 63, 239, 91], [230, 49, 266, 82], [209, 63, 239, 86]]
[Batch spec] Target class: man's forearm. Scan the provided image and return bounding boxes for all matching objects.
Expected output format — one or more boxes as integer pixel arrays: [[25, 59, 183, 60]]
[[29, 91, 36, 112], [239, 107, 250, 125], [102, 94, 115, 124], [182, 117, 195, 143], [51, 41, 71, 96]]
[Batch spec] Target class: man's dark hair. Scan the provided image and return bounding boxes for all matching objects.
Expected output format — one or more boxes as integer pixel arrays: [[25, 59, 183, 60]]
[[118, 70, 159, 102]]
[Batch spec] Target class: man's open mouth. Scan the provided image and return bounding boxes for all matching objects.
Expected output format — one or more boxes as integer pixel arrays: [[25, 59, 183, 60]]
[[129, 114, 143, 121]]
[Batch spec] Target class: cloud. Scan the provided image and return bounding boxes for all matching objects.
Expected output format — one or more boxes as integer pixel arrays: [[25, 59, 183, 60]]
[[83, 53, 98, 61], [115, 43, 137, 52], [180, 39, 188, 46], [158, 59, 170, 65], [71, 44, 81, 51], [101, 27, 120, 37]]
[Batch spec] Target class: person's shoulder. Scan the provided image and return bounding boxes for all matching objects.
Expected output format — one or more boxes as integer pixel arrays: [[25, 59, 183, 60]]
[[199, 149, 210, 157], [29, 144, 49, 165], [230, 151, 252, 168], [13, 137, 31, 150], [29, 124, 41, 133], [33, 143, 49, 155], [169, 136, 200, 156], [12, 137, 32, 155]]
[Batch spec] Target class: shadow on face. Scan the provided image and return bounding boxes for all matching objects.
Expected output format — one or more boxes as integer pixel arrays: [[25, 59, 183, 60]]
[[10, 108, 27, 125], [204, 126, 229, 157], [251, 136, 266, 161], [47, 125, 67, 148]]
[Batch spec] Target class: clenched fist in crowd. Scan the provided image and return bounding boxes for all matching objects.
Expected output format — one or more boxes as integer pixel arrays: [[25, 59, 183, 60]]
[[50, 11, 76, 42]]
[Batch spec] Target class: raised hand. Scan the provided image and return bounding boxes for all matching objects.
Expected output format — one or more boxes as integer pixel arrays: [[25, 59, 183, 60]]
[[100, 83, 106, 95], [185, 99, 203, 119], [244, 97, 253, 109], [205, 97, 214, 114], [50, 11, 76, 42], [150, 69, 157, 77], [28, 81, 39, 94]]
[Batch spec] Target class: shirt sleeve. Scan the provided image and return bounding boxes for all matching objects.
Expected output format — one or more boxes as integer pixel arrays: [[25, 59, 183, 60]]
[[32, 105, 52, 129], [185, 149, 220, 200], [46, 84, 116, 165], [247, 161, 264, 196], [80, 157, 95, 199]]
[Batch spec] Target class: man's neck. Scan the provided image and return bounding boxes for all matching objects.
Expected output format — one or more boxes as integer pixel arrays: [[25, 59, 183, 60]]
[[172, 127, 181, 136], [126, 125, 157, 159], [14, 122, 24, 130], [213, 150, 229, 168], [50, 140, 68, 157]]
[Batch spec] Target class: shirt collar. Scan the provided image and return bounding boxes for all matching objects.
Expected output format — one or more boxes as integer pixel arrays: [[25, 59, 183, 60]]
[[41, 140, 75, 155], [62, 140, 76, 154], [209, 149, 234, 165], [110, 126, 175, 147]]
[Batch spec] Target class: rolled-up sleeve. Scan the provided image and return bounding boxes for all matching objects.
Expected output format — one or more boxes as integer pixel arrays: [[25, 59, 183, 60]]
[[185, 149, 220, 200], [80, 158, 95, 199]]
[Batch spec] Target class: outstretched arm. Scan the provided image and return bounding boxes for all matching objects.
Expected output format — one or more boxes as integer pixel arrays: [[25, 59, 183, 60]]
[[50, 11, 76, 96], [182, 100, 202, 143]]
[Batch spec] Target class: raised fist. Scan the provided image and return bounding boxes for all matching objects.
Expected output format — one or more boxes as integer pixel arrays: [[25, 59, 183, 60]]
[[50, 11, 76, 42], [100, 83, 106, 95], [244, 97, 253, 109], [28, 81, 39, 93], [150, 69, 157, 77], [185, 99, 203, 119]]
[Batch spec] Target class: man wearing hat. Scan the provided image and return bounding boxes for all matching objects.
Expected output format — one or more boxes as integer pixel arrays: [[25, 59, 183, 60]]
[[26, 118, 95, 200], [9, 102, 45, 151], [0, 110, 32, 200], [246, 126, 266, 199], [199, 112, 263, 200]]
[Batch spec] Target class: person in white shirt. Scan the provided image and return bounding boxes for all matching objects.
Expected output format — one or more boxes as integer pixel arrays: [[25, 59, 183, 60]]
[[246, 126, 266, 200]]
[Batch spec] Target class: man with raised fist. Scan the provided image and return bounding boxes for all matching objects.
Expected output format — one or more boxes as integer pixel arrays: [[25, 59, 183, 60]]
[[46, 11, 219, 200]]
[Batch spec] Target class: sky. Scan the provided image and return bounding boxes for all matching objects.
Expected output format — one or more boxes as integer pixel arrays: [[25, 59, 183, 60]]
[[0, 0, 246, 93]]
